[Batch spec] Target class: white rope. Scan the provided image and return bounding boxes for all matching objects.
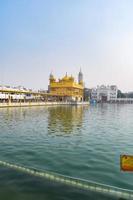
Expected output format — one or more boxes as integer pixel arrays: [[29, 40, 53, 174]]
[[0, 160, 133, 199]]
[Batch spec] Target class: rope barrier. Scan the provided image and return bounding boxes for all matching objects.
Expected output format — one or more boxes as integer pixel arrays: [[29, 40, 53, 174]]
[[0, 160, 133, 199]]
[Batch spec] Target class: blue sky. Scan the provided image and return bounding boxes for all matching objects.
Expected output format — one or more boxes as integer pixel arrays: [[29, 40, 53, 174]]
[[1, 0, 133, 91]]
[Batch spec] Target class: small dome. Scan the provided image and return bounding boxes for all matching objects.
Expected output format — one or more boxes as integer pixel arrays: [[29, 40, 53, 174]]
[[62, 72, 69, 81], [50, 74, 53, 79], [49, 72, 56, 81], [69, 75, 74, 81]]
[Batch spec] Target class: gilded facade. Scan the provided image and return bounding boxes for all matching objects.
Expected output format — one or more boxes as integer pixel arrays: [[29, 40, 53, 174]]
[[49, 71, 84, 101]]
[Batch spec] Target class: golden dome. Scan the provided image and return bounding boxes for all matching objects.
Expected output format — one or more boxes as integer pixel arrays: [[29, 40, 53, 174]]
[[69, 75, 74, 81], [62, 76, 69, 81], [62, 73, 70, 81]]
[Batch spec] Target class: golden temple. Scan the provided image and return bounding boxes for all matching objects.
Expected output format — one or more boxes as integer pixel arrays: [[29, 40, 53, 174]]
[[49, 70, 84, 102]]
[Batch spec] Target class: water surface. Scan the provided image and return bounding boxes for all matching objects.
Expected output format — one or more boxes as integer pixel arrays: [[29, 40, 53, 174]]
[[0, 104, 133, 200]]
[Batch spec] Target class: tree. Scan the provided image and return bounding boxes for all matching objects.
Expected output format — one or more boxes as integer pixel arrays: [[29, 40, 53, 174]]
[[117, 90, 126, 98]]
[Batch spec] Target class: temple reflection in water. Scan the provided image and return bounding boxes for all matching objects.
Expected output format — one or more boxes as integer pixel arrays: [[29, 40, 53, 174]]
[[47, 105, 86, 135]]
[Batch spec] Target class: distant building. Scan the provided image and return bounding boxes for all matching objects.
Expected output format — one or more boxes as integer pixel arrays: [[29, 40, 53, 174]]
[[84, 88, 91, 101], [91, 85, 118, 102], [49, 70, 84, 102]]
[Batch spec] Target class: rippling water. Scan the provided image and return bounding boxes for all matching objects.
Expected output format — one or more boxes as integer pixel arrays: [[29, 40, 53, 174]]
[[0, 104, 133, 200]]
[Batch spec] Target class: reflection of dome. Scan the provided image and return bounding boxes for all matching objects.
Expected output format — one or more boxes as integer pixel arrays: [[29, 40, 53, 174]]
[[47, 106, 84, 134]]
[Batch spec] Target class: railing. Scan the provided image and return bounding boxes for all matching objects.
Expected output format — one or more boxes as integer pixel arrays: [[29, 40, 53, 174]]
[[0, 101, 89, 108], [111, 98, 133, 104], [0, 160, 133, 199]]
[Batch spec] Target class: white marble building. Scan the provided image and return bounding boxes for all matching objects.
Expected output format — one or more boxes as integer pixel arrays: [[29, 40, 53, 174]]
[[91, 85, 118, 102]]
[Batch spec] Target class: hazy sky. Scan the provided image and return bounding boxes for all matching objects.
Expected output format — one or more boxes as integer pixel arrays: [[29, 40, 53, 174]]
[[1, 0, 133, 91]]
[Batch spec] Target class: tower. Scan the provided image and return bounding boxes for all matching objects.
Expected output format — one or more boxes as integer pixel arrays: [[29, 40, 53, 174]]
[[78, 68, 83, 84], [49, 72, 55, 83], [49, 72, 56, 92]]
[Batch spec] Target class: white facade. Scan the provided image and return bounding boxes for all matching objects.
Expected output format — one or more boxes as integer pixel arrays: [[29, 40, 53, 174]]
[[0, 85, 31, 100], [91, 85, 118, 102], [0, 93, 26, 100]]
